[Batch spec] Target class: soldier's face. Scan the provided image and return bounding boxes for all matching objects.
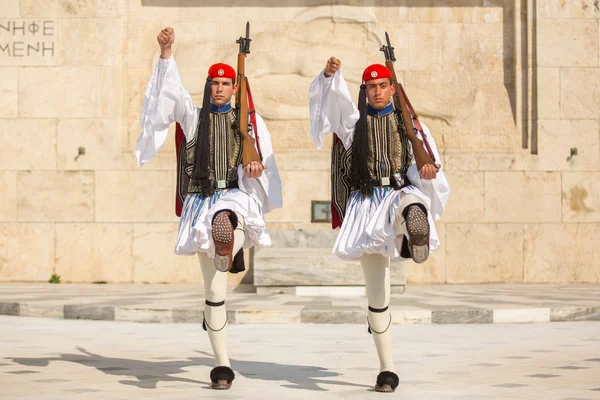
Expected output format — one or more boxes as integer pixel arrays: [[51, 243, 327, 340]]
[[365, 78, 395, 110], [211, 78, 238, 106]]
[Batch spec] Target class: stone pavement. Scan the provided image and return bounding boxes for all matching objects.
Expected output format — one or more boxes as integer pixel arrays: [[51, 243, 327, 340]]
[[1, 316, 600, 399], [0, 283, 599, 325]]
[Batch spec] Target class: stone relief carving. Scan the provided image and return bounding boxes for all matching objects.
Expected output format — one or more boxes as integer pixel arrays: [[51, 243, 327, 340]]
[[172, 6, 482, 126]]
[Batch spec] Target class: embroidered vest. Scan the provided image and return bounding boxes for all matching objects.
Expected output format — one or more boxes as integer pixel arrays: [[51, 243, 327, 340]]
[[330, 103, 412, 228], [175, 106, 242, 215]]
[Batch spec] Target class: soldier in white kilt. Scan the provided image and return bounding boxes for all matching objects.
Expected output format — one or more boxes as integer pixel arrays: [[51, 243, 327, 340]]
[[136, 27, 282, 390], [309, 57, 450, 392]]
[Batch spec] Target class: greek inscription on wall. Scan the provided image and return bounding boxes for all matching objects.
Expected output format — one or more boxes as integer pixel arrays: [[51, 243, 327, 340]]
[[0, 19, 58, 66]]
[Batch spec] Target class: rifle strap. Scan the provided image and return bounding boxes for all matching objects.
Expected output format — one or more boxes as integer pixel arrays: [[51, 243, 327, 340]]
[[399, 85, 436, 164], [246, 79, 263, 161]]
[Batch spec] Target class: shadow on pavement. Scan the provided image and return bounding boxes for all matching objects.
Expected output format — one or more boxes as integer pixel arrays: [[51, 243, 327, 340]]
[[7, 347, 371, 392]]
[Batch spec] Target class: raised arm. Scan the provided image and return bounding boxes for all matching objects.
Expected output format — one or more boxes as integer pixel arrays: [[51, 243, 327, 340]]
[[135, 27, 197, 167], [309, 57, 360, 150]]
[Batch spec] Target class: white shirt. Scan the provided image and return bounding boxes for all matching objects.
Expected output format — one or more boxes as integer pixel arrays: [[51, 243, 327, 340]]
[[135, 56, 283, 214], [308, 70, 450, 220]]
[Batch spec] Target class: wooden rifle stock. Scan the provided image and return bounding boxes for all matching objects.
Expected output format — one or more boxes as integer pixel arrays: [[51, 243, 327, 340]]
[[380, 32, 435, 171], [385, 60, 434, 171], [236, 23, 261, 167]]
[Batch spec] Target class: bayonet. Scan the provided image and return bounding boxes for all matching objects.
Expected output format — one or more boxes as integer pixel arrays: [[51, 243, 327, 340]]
[[380, 32, 396, 62], [237, 21, 252, 55]]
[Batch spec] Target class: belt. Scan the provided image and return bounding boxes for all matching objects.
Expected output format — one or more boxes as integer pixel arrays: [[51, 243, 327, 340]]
[[355, 174, 409, 193], [188, 179, 238, 194]]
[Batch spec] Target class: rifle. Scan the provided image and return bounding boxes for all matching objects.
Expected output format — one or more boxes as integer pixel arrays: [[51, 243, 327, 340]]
[[380, 32, 437, 171], [235, 22, 262, 166]]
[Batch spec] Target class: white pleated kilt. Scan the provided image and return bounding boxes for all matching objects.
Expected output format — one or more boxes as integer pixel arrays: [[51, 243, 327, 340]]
[[333, 185, 440, 261], [174, 189, 271, 256]]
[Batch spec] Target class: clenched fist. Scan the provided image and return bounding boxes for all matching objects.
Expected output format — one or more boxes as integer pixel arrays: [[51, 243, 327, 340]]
[[157, 27, 175, 49], [157, 27, 174, 59], [324, 57, 341, 78], [244, 161, 267, 179], [419, 163, 442, 180]]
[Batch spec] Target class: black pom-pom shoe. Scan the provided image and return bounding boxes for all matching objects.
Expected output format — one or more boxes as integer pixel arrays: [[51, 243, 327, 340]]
[[210, 366, 235, 390], [375, 371, 399, 393]]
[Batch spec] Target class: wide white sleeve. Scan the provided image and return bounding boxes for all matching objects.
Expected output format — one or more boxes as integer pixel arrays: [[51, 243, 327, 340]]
[[406, 122, 450, 221], [237, 114, 283, 214], [135, 56, 198, 167], [308, 70, 360, 150]]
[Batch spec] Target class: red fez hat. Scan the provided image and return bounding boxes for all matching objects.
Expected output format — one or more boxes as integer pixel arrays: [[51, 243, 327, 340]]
[[362, 64, 392, 83], [207, 63, 236, 80]]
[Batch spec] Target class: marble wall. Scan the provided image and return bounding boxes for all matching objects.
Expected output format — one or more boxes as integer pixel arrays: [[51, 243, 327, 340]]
[[0, 0, 598, 284]]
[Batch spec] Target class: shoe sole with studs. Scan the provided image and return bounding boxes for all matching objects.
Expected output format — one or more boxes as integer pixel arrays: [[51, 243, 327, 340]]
[[405, 205, 430, 264], [212, 212, 234, 272]]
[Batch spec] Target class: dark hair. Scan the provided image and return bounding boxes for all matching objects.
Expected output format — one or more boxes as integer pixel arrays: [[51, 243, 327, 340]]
[[191, 78, 213, 181]]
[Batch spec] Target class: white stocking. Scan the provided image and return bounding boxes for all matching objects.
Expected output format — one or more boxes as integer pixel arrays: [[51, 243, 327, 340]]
[[198, 252, 230, 367], [360, 253, 395, 373], [232, 212, 246, 256]]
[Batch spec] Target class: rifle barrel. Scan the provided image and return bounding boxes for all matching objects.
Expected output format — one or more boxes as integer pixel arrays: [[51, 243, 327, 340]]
[[236, 22, 260, 166], [382, 31, 396, 62]]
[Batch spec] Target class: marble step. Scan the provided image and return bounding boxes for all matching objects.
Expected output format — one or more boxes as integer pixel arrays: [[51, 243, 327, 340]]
[[253, 248, 407, 287]]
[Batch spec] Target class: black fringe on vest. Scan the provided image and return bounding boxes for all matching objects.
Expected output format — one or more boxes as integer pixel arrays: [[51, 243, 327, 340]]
[[350, 84, 372, 196], [191, 78, 212, 181]]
